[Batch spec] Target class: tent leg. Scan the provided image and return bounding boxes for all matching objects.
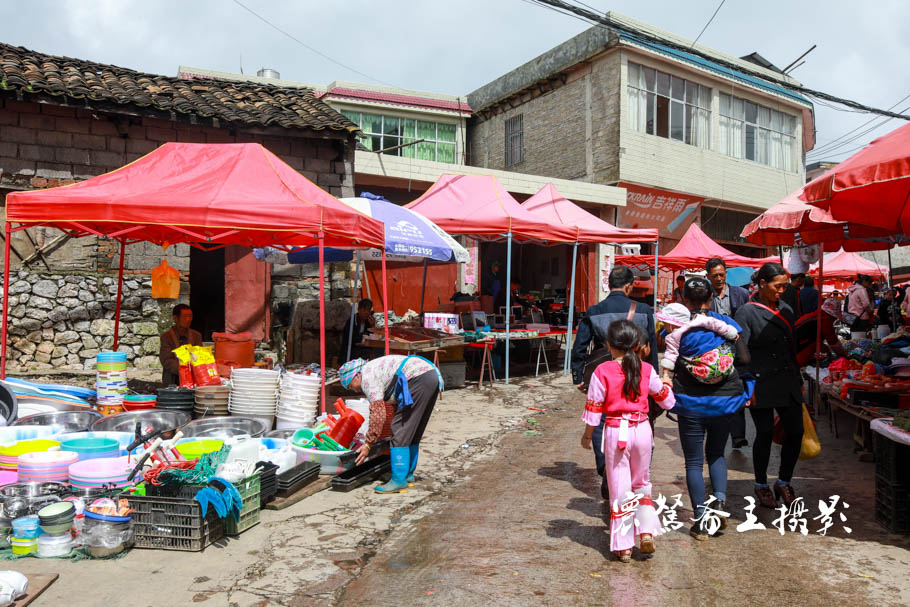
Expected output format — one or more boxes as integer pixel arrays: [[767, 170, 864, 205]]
[[419, 258, 428, 316], [564, 243, 578, 376], [319, 234, 327, 415], [112, 239, 126, 350], [381, 249, 390, 356], [346, 251, 361, 363], [888, 248, 897, 329], [505, 232, 512, 385], [653, 240, 659, 309], [815, 243, 824, 416], [778, 245, 785, 266], [1, 222, 10, 380]]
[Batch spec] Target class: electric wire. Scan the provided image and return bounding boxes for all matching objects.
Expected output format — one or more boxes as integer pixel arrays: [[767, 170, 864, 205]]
[[690, 0, 727, 48]]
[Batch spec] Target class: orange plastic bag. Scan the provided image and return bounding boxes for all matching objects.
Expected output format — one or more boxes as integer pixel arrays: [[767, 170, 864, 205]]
[[151, 259, 180, 299]]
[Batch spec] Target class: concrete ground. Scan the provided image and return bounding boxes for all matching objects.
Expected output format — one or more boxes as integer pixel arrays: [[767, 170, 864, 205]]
[[11, 375, 565, 606], [339, 377, 910, 607]]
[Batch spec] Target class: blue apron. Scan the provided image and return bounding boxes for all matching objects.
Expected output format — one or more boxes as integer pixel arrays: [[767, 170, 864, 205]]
[[390, 355, 444, 411]]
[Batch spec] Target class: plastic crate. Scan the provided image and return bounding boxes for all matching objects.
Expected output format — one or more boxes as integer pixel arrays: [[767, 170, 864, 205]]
[[125, 494, 224, 551], [874, 474, 910, 534], [225, 474, 261, 536], [874, 434, 910, 486]]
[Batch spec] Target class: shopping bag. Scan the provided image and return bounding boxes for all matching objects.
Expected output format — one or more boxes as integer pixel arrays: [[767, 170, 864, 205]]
[[799, 403, 821, 460], [151, 259, 180, 299], [190, 346, 222, 387]]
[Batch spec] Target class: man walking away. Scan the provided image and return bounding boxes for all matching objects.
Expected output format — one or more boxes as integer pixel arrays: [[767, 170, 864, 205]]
[[800, 276, 819, 316]]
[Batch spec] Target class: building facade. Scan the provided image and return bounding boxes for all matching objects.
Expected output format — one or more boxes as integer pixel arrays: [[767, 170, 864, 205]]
[[467, 13, 816, 297]]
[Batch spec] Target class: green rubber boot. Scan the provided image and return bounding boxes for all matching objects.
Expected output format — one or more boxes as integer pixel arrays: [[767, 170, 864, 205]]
[[375, 446, 409, 494]]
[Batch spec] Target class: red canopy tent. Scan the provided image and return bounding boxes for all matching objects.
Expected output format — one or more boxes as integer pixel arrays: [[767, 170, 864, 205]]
[[520, 183, 658, 373], [3, 143, 388, 411], [809, 249, 888, 280], [615, 222, 766, 271], [406, 175, 579, 383]]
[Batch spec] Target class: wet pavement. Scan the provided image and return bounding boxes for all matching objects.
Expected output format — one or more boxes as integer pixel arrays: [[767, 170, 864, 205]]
[[338, 378, 910, 606]]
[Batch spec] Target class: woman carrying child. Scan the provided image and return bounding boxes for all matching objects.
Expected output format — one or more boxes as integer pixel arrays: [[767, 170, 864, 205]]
[[580, 320, 675, 563], [658, 277, 754, 540]]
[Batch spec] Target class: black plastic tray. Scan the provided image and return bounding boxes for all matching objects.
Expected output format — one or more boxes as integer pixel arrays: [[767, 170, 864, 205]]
[[275, 461, 320, 497], [331, 455, 391, 492]]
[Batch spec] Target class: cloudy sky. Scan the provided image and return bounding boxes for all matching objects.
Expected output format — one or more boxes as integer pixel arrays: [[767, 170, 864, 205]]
[[3, 0, 908, 163]]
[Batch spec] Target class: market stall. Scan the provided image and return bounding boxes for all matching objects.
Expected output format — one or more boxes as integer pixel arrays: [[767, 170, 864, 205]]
[[2, 143, 387, 413], [520, 183, 658, 375], [406, 175, 579, 383], [616, 222, 767, 271]]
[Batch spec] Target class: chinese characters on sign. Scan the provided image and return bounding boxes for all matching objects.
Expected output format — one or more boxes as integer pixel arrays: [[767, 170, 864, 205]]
[[614, 493, 852, 535], [616, 182, 703, 239]]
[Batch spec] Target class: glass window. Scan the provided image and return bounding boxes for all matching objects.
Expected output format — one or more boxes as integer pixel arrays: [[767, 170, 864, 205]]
[[361, 113, 382, 134], [645, 67, 657, 92], [437, 143, 456, 164], [626, 62, 711, 150], [628, 62, 640, 88], [382, 116, 400, 136], [685, 81, 697, 104], [341, 110, 360, 125], [402, 119, 416, 138], [656, 71, 669, 96], [352, 113, 456, 163], [417, 120, 436, 140], [717, 92, 800, 171], [437, 123, 456, 143], [670, 101, 685, 141]]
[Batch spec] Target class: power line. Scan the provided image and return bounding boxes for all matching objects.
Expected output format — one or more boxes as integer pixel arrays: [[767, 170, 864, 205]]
[[230, 0, 395, 87], [690, 0, 726, 48], [531, 0, 910, 121], [809, 92, 910, 155]]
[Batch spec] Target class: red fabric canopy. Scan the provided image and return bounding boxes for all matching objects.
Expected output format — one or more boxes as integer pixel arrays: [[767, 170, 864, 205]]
[[803, 121, 910, 234], [616, 223, 765, 271], [520, 183, 657, 243], [809, 249, 888, 280], [405, 175, 577, 243], [5, 142, 385, 249], [742, 187, 895, 251]]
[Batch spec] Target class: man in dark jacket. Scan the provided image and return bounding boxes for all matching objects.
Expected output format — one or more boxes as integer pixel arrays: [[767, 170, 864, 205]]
[[572, 266, 658, 499], [800, 276, 819, 316], [705, 257, 751, 448]]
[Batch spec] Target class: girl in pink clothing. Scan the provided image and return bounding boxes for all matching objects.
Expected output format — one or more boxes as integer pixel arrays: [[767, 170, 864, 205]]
[[580, 319, 675, 562]]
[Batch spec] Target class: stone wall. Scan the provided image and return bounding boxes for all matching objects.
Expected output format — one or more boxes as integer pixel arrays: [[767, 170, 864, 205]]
[[2, 270, 167, 372]]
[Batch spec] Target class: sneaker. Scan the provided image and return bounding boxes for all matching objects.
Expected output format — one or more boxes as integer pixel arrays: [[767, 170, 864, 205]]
[[732, 437, 749, 449], [689, 524, 708, 541]]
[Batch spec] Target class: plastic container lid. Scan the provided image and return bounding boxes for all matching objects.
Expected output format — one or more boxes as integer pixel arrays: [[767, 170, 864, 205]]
[[61, 437, 120, 453], [11, 537, 37, 545], [38, 534, 73, 545], [83, 510, 131, 524]]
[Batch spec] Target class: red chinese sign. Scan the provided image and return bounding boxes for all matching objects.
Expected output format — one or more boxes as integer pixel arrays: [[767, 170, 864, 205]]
[[616, 182, 703, 239]]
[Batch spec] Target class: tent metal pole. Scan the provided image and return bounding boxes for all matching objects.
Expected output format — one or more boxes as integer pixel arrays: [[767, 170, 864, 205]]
[[381, 249, 390, 355], [653, 240, 659, 309], [815, 242, 824, 416], [112, 239, 126, 350], [505, 232, 513, 385], [318, 233, 327, 415], [345, 250, 361, 363], [419, 258, 428, 316], [778, 245, 785, 265], [1, 222, 11, 379], [889, 248, 897, 329], [564, 242, 578, 375]]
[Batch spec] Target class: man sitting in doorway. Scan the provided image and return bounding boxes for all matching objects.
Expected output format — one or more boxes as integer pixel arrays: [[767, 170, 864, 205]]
[[340, 299, 375, 364], [159, 304, 203, 385]]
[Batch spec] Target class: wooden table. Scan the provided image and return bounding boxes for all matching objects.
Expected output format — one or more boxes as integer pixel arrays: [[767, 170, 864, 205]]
[[474, 329, 576, 379], [819, 383, 888, 460]]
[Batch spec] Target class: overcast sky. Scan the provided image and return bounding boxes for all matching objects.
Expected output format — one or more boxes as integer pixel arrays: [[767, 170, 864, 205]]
[[3, 0, 908, 164]]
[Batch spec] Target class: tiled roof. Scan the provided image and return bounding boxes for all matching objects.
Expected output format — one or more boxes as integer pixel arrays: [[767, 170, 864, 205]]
[[319, 87, 472, 115], [0, 42, 358, 132]]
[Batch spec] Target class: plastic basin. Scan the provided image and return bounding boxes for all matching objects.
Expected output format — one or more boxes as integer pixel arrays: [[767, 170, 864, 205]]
[[175, 439, 225, 459]]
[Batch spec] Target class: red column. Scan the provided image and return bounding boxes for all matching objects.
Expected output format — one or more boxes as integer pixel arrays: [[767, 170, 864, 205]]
[[318, 233, 327, 415], [1, 222, 11, 379], [381, 249, 390, 355]]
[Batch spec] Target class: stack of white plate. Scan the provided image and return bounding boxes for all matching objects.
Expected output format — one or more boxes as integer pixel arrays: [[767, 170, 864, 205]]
[[228, 368, 280, 431], [276, 372, 320, 430]]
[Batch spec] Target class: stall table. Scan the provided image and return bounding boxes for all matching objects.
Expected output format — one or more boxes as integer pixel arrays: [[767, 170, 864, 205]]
[[819, 383, 890, 460], [475, 328, 575, 379]]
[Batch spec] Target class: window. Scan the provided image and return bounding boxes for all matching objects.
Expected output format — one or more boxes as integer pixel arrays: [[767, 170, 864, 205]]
[[341, 110, 457, 163], [627, 62, 711, 149], [505, 114, 523, 166], [718, 93, 798, 171]]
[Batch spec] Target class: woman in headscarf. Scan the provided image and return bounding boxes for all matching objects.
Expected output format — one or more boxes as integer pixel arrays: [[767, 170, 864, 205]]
[[339, 355, 443, 493]]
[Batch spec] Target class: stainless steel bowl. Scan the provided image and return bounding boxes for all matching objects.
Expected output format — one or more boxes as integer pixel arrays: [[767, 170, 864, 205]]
[[182, 416, 268, 439], [13, 410, 103, 432], [91, 410, 191, 438], [265, 429, 296, 440]]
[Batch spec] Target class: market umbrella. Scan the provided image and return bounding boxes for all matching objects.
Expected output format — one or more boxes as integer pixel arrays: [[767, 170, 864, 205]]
[[803, 120, 910, 234]]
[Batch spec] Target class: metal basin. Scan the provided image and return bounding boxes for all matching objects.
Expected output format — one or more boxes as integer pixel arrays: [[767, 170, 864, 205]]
[[265, 429, 296, 440], [13, 410, 103, 432], [92, 410, 190, 439], [182, 416, 267, 439]]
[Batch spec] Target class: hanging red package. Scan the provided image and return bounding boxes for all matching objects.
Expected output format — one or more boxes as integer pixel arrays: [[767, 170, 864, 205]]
[[151, 259, 180, 299]]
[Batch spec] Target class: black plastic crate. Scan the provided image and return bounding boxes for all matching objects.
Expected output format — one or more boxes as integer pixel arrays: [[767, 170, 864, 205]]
[[256, 461, 280, 507], [874, 474, 910, 534], [874, 434, 910, 486], [126, 493, 225, 551]]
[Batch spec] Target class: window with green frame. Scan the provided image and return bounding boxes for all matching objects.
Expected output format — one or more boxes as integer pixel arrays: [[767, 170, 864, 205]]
[[341, 110, 457, 163]]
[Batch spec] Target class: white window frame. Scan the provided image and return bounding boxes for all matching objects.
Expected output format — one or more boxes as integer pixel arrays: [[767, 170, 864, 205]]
[[627, 62, 712, 150], [718, 93, 798, 172]]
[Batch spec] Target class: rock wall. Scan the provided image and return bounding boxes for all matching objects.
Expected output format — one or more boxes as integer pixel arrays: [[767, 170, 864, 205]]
[[2, 270, 167, 372]]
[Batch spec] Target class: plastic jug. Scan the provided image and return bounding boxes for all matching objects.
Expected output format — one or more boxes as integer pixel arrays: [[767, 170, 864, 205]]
[[327, 408, 365, 449], [225, 436, 259, 463]]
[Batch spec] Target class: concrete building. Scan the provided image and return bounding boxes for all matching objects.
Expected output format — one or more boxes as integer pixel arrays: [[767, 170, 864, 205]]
[[467, 12, 816, 296], [0, 43, 358, 371]]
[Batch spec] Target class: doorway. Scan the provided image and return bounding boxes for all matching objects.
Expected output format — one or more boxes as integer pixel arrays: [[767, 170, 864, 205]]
[[189, 247, 225, 341]]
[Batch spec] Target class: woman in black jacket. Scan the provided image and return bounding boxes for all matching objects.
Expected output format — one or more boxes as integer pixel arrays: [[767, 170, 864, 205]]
[[734, 263, 804, 509]]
